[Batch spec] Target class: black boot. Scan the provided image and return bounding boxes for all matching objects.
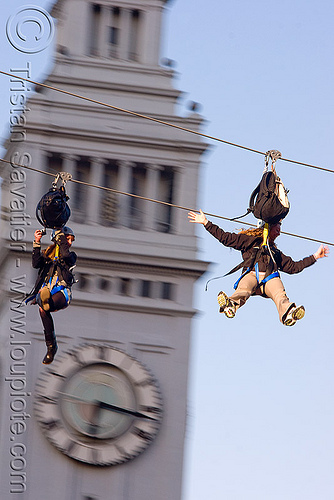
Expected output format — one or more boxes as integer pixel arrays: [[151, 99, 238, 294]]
[[43, 331, 58, 364]]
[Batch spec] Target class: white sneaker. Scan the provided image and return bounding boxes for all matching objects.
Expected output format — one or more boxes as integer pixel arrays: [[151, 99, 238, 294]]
[[218, 291, 236, 318], [283, 305, 305, 326]]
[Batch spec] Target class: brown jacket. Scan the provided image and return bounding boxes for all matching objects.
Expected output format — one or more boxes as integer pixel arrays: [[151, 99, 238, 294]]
[[205, 221, 316, 275]]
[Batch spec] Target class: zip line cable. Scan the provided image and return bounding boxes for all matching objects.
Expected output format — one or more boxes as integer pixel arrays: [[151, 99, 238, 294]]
[[1, 157, 333, 247], [1, 70, 334, 174]]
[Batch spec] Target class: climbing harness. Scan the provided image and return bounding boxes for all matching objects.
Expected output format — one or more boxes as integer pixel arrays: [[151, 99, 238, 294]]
[[231, 225, 279, 291], [36, 172, 72, 229], [205, 221, 280, 292], [24, 237, 75, 306]]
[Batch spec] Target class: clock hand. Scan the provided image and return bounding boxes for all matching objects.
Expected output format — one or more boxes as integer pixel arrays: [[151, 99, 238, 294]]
[[57, 391, 102, 434], [57, 392, 159, 421], [97, 400, 159, 421], [57, 391, 98, 404], [87, 403, 102, 435]]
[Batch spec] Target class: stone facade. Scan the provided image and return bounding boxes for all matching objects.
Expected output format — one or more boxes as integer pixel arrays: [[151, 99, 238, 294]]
[[0, 1, 208, 499]]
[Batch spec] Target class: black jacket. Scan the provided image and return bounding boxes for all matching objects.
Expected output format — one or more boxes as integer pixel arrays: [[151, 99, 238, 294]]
[[205, 221, 316, 276], [31, 231, 77, 295]]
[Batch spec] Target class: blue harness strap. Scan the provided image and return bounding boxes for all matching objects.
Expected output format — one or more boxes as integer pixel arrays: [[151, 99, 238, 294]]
[[255, 262, 260, 284], [25, 294, 36, 305], [50, 284, 63, 295], [259, 271, 280, 286], [234, 263, 280, 291], [233, 267, 250, 290], [255, 262, 280, 286], [50, 284, 71, 304]]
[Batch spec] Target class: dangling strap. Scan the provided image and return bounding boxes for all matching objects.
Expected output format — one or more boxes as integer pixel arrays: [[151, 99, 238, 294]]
[[46, 245, 60, 289], [54, 244, 59, 260], [205, 246, 261, 291], [233, 267, 250, 290], [255, 262, 260, 283], [262, 223, 269, 246]]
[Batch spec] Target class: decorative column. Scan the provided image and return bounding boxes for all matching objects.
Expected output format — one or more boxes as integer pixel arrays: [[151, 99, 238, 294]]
[[171, 166, 187, 235], [119, 8, 132, 60], [144, 164, 161, 231], [100, 5, 112, 58], [87, 157, 106, 225], [95, 4, 107, 57], [117, 160, 134, 227], [31, 145, 48, 197], [141, 5, 162, 65], [20, 145, 46, 231]]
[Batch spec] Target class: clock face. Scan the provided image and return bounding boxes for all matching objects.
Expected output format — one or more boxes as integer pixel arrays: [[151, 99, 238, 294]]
[[34, 344, 163, 466]]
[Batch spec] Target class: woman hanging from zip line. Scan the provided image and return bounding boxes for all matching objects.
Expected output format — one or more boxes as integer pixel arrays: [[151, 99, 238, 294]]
[[188, 209, 329, 326], [28, 226, 77, 363]]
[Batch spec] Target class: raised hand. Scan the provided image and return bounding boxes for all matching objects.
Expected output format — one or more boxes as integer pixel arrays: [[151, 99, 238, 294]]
[[187, 209, 208, 225], [313, 244, 329, 260], [34, 229, 44, 243]]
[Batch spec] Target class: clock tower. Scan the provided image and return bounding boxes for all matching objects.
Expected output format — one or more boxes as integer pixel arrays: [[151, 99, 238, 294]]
[[0, 0, 208, 499]]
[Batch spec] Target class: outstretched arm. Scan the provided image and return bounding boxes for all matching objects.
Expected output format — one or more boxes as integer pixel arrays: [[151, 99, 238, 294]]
[[187, 209, 250, 250], [279, 244, 329, 274], [188, 209, 208, 226], [313, 244, 329, 260]]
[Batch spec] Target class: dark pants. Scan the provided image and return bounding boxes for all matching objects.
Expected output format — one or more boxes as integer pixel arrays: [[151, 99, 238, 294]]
[[38, 291, 68, 337]]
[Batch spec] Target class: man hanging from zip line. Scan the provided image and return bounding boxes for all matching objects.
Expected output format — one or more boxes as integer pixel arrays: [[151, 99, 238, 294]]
[[188, 209, 329, 326]]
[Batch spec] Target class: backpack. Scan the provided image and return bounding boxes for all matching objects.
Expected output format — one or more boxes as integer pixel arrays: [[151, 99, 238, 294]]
[[248, 170, 289, 224], [232, 150, 290, 224], [36, 185, 71, 229]]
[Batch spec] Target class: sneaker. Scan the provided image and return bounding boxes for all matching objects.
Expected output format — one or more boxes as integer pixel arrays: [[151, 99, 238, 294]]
[[283, 305, 305, 326], [40, 287, 51, 311], [224, 305, 236, 318], [217, 291, 236, 318]]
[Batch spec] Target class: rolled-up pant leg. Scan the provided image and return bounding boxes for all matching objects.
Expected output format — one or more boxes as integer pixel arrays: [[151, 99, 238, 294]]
[[229, 273, 259, 310], [262, 277, 294, 323]]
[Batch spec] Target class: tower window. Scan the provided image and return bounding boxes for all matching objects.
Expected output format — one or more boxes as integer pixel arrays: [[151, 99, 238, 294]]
[[129, 164, 146, 229], [89, 4, 101, 55], [156, 167, 174, 233], [101, 161, 118, 226], [110, 27, 118, 45], [73, 159, 90, 223], [129, 9, 141, 61], [119, 278, 131, 296], [78, 274, 90, 291], [140, 280, 151, 298], [109, 7, 121, 58], [98, 278, 111, 292], [161, 282, 174, 300]]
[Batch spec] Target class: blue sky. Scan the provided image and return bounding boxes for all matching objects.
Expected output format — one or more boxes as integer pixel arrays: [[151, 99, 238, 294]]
[[165, 2, 334, 499], [1, 1, 334, 499]]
